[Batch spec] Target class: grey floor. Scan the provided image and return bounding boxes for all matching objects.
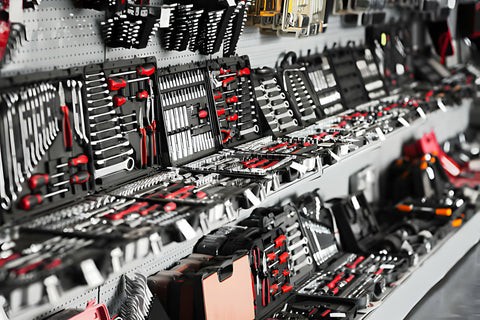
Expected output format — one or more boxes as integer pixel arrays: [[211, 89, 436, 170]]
[[406, 242, 480, 320]]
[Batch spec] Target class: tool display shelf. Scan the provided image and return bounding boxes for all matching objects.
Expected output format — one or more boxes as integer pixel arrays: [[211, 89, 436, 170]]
[[2, 102, 470, 320]]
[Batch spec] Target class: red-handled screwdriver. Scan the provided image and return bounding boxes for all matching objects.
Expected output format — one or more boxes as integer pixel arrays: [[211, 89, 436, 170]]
[[108, 77, 150, 91], [20, 189, 69, 211], [109, 64, 156, 78], [113, 90, 149, 107], [105, 202, 150, 220], [28, 173, 65, 190], [198, 110, 208, 119], [57, 154, 89, 169]]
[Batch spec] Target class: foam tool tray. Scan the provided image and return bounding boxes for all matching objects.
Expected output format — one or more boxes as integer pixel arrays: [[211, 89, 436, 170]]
[[350, 46, 388, 100], [0, 69, 95, 218], [276, 52, 324, 122], [22, 193, 206, 249], [182, 149, 298, 179], [298, 51, 347, 117], [0, 231, 108, 315], [83, 57, 162, 191], [251, 67, 304, 136], [207, 55, 268, 148], [325, 44, 370, 109], [268, 294, 358, 320], [157, 61, 219, 166]]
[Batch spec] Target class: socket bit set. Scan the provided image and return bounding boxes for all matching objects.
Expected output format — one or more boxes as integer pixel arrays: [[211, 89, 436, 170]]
[[0, 70, 94, 216], [84, 57, 161, 190], [208, 56, 265, 147], [252, 67, 308, 136], [157, 62, 217, 166], [351, 46, 388, 100], [299, 52, 347, 117]]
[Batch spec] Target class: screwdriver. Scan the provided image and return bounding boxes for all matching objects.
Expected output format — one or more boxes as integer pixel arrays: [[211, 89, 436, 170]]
[[28, 172, 90, 189], [109, 64, 156, 78], [108, 77, 150, 91], [20, 189, 69, 211], [113, 90, 149, 107], [57, 154, 89, 169]]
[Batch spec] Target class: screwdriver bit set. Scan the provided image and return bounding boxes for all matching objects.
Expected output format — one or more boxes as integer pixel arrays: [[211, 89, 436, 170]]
[[157, 62, 217, 166]]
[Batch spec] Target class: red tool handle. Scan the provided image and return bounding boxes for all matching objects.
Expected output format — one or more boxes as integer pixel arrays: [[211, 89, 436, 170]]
[[108, 78, 127, 91], [136, 64, 156, 77], [248, 159, 269, 168], [139, 204, 160, 216], [261, 160, 279, 169], [281, 283, 293, 293], [136, 90, 149, 100], [278, 252, 289, 264], [222, 77, 236, 87], [238, 68, 251, 76], [226, 96, 239, 104], [195, 191, 207, 199], [70, 171, 91, 185], [346, 256, 365, 269], [113, 95, 127, 107], [139, 127, 147, 168], [28, 174, 50, 190], [219, 68, 231, 75], [0, 253, 21, 268], [20, 194, 44, 211], [221, 129, 231, 144], [214, 92, 223, 101], [69, 155, 89, 167], [274, 234, 287, 248], [226, 114, 238, 122], [327, 273, 344, 289], [268, 142, 288, 152], [217, 108, 226, 116], [164, 202, 177, 212], [165, 185, 195, 199], [267, 252, 276, 261], [199, 110, 208, 119], [150, 120, 157, 157], [60, 105, 73, 151], [106, 202, 149, 220]]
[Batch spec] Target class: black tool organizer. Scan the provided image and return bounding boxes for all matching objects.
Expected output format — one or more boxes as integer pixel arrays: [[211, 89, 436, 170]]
[[351, 46, 388, 100], [157, 61, 218, 166], [326, 44, 371, 109], [298, 51, 347, 117], [0, 69, 94, 217], [84, 57, 161, 191], [251, 67, 304, 136], [366, 23, 415, 91], [207, 56, 266, 148], [276, 52, 324, 122]]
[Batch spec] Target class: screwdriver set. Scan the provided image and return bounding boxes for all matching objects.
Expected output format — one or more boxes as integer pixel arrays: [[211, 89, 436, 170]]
[[0, 70, 94, 216], [84, 57, 161, 190], [252, 67, 305, 136], [157, 62, 217, 166]]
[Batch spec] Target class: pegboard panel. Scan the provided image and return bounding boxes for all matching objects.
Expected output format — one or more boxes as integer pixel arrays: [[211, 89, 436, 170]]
[[0, 0, 367, 76]]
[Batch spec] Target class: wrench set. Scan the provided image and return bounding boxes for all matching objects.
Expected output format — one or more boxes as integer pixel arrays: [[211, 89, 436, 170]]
[[0, 71, 94, 215], [252, 67, 306, 136]]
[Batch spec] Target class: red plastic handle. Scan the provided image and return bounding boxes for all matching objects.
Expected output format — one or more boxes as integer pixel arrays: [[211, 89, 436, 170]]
[[29, 174, 50, 190], [69, 155, 89, 167], [106, 202, 149, 220], [108, 78, 127, 91], [139, 128, 147, 168], [136, 64, 156, 77], [60, 105, 73, 151], [113, 95, 127, 107]]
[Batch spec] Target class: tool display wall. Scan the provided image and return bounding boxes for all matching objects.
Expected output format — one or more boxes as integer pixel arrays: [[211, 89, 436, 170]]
[[0, 1, 479, 320]]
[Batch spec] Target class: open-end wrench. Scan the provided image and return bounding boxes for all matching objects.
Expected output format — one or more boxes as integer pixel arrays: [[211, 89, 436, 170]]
[[36, 85, 52, 150], [88, 102, 114, 113], [17, 99, 34, 175], [94, 157, 135, 179], [27, 88, 45, 160], [76, 81, 89, 144], [287, 237, 308, 252], [293, 256, 313, 273], [3, 108, 17, 202], [24, 91, 41, 164], [239, 125, 259, 136], [7, 106, 23, 191], [89, 108, 116, 120], [94, 140, 130, 155], [0, 136, 11, 210], [69, 80, 85, 143], [96, 149, 134, 166], [91, 133, 124, 146], [86, 89, 109, 98]]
